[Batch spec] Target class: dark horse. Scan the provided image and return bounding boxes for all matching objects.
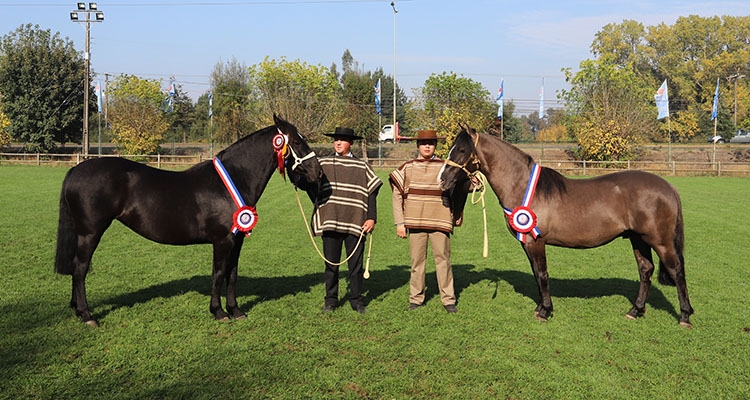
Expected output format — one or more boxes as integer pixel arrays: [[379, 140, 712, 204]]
[[440, 128, 694, 327], [55, 115, 322, 326]]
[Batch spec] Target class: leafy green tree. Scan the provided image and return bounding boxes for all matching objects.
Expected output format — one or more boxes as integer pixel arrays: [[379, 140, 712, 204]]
[[0, 104, 10, 148], [0, 24, 85, 152], [107, 74, 168, 155], [211, 57, 251, 144], [163, 80, 195, 144], [408, 71, 495, 154], [247, 56, 341, 142], [562, 59, 654, 160]]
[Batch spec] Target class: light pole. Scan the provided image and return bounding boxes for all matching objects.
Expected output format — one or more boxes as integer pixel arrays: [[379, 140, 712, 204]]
[[391, 1, 398, 133], [727, 73, 746, 129], [70, 2, 104, 157]]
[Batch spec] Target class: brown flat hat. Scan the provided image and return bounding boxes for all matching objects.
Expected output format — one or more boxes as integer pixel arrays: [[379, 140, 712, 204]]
[[416, 130, 443, 141], [324, 127, 363, 140]]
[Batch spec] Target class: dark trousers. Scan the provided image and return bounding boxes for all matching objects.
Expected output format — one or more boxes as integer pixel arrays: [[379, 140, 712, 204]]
[[322, 231, 365, 308]]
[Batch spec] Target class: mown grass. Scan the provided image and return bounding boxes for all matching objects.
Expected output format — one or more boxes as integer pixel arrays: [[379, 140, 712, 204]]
[[1, 165, 748, 399]]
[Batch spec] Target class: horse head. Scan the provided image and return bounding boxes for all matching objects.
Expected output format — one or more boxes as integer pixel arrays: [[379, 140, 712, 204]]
[[439, 126, 479, 193], [273, 114, 322, 188]]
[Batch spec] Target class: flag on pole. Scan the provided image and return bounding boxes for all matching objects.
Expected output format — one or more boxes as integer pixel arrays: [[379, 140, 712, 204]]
[[654, 79, 669, 119], [711, 77, 719, 121], [95, 79, 103, 114], [539, 79, 545, 119], [496, 78, 504, 118], [375, 78, 381, 115], [208, 88, 213, 119]]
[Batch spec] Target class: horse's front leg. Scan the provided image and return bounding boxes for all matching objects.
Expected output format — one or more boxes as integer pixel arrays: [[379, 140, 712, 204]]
[[224, 236, 247, 320], [210, 237, 234, 321], [523, 242, 553, 321], [627, 237, 655, 320]]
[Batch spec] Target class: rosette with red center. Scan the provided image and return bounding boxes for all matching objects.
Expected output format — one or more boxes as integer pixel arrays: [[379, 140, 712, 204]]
[[272, 133, 288, 178]]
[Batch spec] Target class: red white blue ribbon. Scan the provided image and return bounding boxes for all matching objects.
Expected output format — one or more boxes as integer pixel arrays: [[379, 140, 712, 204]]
[[213, 157, 257, 236], [503, 163, 542, 243]]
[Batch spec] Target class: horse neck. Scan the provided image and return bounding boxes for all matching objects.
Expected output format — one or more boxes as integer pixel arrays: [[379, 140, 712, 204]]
[[217, 127, 277, 206], [475, 134, 534, 208]]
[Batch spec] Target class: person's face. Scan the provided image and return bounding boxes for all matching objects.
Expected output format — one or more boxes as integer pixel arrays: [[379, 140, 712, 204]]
[[333, 136, 353, 155], [417, 140, 437, 159]]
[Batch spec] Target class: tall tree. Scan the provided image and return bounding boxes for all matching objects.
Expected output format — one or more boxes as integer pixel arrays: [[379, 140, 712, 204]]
[[107, 74, 168, 155], [247, 56, 341, 142], [211, 57, 252, 144], [408, 71, 495, 154], [0, 24, 85, 152]]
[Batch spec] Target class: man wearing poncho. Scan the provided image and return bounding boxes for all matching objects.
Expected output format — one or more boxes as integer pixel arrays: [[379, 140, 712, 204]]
[[311, 127, 382, 314]]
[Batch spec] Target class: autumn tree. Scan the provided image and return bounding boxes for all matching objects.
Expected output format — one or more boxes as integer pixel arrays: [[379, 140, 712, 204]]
[[0, 24, 85, 152], [247, 56, 341, 142], [107, 74, 168, 155], [408, 71, 496, 155], [0, 103, 10, 148]]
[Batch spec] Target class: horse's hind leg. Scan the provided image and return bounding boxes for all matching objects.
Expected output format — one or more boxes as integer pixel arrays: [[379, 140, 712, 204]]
[[71, 234, 102, 326], [653, 244, 694, 327], [627, 236, 655, 320]]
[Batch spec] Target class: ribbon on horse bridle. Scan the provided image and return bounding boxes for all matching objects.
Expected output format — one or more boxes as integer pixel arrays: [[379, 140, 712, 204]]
[[274, 128, 318, 181], [502, 163, 542, 244], [213, 157, 258, 237]]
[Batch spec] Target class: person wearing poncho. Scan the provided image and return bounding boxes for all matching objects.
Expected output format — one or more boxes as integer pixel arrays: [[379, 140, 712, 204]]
[[389, 129, 462, 313], [311, 127, 382, 314]]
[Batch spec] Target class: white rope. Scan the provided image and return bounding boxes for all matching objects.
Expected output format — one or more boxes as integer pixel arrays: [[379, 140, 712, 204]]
[[468, 171, 489, 258], [294, 189, 373, 275]]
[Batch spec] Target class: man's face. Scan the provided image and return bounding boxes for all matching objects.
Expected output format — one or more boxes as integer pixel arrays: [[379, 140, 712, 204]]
[[333, 136, 353, 155], [417, 140, 437, 159]]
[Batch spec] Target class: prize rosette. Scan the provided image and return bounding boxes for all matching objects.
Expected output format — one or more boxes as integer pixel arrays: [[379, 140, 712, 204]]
[[509, 205, 537, 233], [272, 133, 288, 176], [232, 205, 258, 235]]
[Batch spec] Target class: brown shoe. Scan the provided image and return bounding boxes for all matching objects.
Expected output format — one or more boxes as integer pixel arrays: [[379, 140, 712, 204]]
[[444, 304, 458, 313], [408, 303, 423, 311]]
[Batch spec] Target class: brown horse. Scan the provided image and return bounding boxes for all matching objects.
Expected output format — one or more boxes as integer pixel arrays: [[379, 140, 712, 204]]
[[439, 128, 693, 327]]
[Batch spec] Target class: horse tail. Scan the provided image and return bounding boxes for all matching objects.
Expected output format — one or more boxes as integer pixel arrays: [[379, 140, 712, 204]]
[[55, 175, 77, 275], [658, 192, 684, 286]]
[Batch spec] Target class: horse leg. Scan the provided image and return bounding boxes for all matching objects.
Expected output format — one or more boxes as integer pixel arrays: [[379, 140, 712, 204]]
[[71, 234, 102, 326], [224, 236, 247, 320], [210, 237, 234, 321], [523, 243, 553, 321], [653, 244, 694, 327], [626, 236, 655, 320]]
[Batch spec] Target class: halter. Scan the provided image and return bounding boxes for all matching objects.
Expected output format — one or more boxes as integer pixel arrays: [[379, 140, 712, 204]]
[[443, 132, 481, 177], [275, 128, 317, 178]]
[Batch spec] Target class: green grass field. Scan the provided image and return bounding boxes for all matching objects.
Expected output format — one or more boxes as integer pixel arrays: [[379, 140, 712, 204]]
[[1, 165, 748, 399]]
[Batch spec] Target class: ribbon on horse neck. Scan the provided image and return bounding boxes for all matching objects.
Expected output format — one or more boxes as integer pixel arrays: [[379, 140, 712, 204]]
[[213, 157, 258, 237], [503, 163, 542, 243]]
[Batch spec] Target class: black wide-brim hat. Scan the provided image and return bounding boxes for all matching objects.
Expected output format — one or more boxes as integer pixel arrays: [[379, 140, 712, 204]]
[[324, 127, 363, 140]]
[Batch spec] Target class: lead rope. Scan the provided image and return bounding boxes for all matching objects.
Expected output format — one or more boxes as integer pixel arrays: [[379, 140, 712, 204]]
[[294, 189, 373, 276], [468, 171, 489, 258]]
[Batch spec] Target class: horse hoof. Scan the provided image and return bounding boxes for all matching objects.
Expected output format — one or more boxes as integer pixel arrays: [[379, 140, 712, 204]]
[[84, 319, 99, 327], [679, 321, 693, 329], [218, 316, 230, 322], [234, 314, 247, 320], [625, 313, 637, 320]]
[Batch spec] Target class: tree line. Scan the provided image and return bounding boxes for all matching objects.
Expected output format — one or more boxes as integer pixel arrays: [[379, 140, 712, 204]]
[[1, 16, 749, 161]]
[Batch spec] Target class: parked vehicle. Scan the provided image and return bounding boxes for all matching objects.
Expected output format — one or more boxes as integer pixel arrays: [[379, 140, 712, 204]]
[[709, 135, 725, 144], [379, 124, 399, 142], [729, 129, 750, 143]]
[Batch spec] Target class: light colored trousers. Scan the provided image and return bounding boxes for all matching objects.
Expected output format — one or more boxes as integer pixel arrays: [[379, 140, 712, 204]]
[[408, 230, 455, 306]]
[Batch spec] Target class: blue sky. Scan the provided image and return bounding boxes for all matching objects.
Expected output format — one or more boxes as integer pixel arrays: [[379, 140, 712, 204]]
[[2, 0, 749, 115]]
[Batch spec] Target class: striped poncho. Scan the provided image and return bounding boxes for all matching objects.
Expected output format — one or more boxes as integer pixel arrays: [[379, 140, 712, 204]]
[[312, 155, 382, 236], [389, 158, 454, 233]]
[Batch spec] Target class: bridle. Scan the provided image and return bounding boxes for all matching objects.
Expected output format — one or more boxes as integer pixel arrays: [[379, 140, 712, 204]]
[[281, 129, 317, 172], [443, 132, 481, 178]]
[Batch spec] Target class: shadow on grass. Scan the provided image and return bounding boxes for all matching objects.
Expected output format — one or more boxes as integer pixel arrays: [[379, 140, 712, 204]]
[[452, 264, 680, 321], [90, 262, 678, 322]]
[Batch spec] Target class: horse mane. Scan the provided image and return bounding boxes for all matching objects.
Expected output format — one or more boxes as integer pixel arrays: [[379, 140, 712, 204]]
[[474, 129, 567, 201], [216, 125, 276, 159]]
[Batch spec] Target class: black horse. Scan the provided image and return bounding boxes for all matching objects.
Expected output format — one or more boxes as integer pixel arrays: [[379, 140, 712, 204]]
[[440, 128, 693, 327], [55, 115, 322, 326]]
